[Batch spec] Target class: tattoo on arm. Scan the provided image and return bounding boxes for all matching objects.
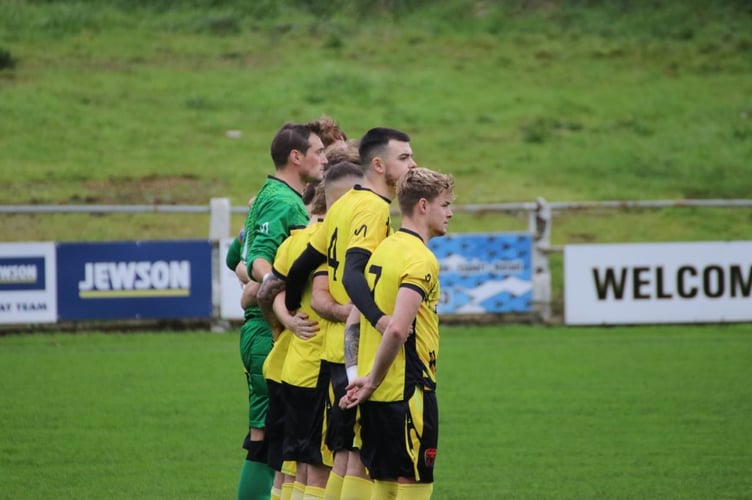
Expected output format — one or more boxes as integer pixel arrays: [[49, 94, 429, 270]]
[[257, 274, 286, 334], [258, 274, 286, 307], [344, 322, 360, 369]]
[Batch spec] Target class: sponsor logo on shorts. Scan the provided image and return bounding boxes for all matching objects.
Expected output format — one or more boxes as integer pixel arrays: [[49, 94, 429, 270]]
[[424, 448, 437, 467]]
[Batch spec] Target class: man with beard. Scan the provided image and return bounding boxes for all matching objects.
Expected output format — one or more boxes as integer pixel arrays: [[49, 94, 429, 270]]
[[284, 127, 417, 500]]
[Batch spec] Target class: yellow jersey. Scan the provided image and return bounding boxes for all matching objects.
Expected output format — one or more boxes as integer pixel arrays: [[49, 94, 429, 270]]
[[308, 186, 392, 362], [357, 228, 440, 402], [263, 223, 324, 384]]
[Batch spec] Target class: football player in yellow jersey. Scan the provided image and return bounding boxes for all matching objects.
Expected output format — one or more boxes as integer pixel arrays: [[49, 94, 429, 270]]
[[340, 168, 454, 500], [284, 128, 417, 500], [257, 160, 364, 500]]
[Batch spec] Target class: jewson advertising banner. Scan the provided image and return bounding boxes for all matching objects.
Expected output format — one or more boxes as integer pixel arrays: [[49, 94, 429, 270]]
[[428, 233, 533, 314], [57, 241, 212, 321], [564, 241, 752, 325], [0, 242, 57, 324]]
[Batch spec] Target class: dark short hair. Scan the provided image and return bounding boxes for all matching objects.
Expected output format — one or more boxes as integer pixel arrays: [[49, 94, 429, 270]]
[[270, 123, 315, 169], [358, 127, 411, 167]]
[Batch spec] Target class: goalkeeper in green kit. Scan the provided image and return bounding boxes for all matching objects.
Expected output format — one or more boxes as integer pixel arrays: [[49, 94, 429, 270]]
[[237, 122, 327, 500]]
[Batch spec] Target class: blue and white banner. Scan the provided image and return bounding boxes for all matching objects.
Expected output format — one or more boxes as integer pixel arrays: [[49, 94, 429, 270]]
[[56, 241, 212, 320], [0, 242, 57, 324], [428, 233, 533, 314]]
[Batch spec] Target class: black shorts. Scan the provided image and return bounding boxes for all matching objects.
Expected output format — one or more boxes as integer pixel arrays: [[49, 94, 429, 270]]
[[281, 366, 332, 466], [264, 379, 285, 471], [360, 387, 438, 483], [322, 360, 357, 453]]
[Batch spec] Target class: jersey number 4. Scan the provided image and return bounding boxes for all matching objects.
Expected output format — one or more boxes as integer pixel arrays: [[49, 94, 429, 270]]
[[327, 228, 340, 281]]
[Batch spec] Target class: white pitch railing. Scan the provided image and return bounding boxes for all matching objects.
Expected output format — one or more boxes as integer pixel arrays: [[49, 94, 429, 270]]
[[3, 198, 751, 325]]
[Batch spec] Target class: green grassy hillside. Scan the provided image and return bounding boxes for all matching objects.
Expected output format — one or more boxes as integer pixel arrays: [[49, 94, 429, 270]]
[[1, 1, 750, 244]]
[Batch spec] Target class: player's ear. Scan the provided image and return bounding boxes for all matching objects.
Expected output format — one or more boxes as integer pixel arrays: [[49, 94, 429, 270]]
[[290, 149, 303, 165], [371, 156, 385, 174]]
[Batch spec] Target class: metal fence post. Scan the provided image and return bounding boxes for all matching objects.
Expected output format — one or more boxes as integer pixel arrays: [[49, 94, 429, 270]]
[[209, 198, 232, 331], [530, 197, 552, 322], [209, 198, 231, 241]]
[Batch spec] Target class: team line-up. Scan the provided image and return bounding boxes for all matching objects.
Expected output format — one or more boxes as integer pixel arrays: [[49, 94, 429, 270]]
[[225, 117, 455, 500]]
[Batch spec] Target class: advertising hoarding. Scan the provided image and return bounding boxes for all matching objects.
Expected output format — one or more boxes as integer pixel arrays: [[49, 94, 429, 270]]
[[0, 242, 57, 324], [219, 237, 245, 320], [565, 241, 752, 325], [57, 241, 212, 320], [428, 233, 533, 314]]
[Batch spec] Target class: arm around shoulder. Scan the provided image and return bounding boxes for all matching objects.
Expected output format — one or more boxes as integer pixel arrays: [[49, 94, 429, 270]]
[[310, 274, 352, 322]]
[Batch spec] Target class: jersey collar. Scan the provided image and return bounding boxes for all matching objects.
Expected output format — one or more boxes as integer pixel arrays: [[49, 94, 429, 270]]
[[398, 227, 424, 243], [268, 175, 303, 199], [353, 184, 391, 204]]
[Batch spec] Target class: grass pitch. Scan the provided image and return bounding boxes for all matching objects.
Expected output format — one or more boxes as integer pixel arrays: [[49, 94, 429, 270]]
[[2, 324, 751, 499]]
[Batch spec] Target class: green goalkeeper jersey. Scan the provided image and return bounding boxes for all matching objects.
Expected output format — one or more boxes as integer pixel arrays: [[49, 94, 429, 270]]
[[225, 229, 244, 272], [242, 175, 309, 320]]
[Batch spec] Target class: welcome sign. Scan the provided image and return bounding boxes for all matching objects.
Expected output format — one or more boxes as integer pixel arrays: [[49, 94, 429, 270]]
[[564, 241, 752, 325]]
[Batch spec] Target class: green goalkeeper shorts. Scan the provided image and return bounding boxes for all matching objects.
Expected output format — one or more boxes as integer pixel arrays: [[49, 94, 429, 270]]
[[240, 317, 273, 429]]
